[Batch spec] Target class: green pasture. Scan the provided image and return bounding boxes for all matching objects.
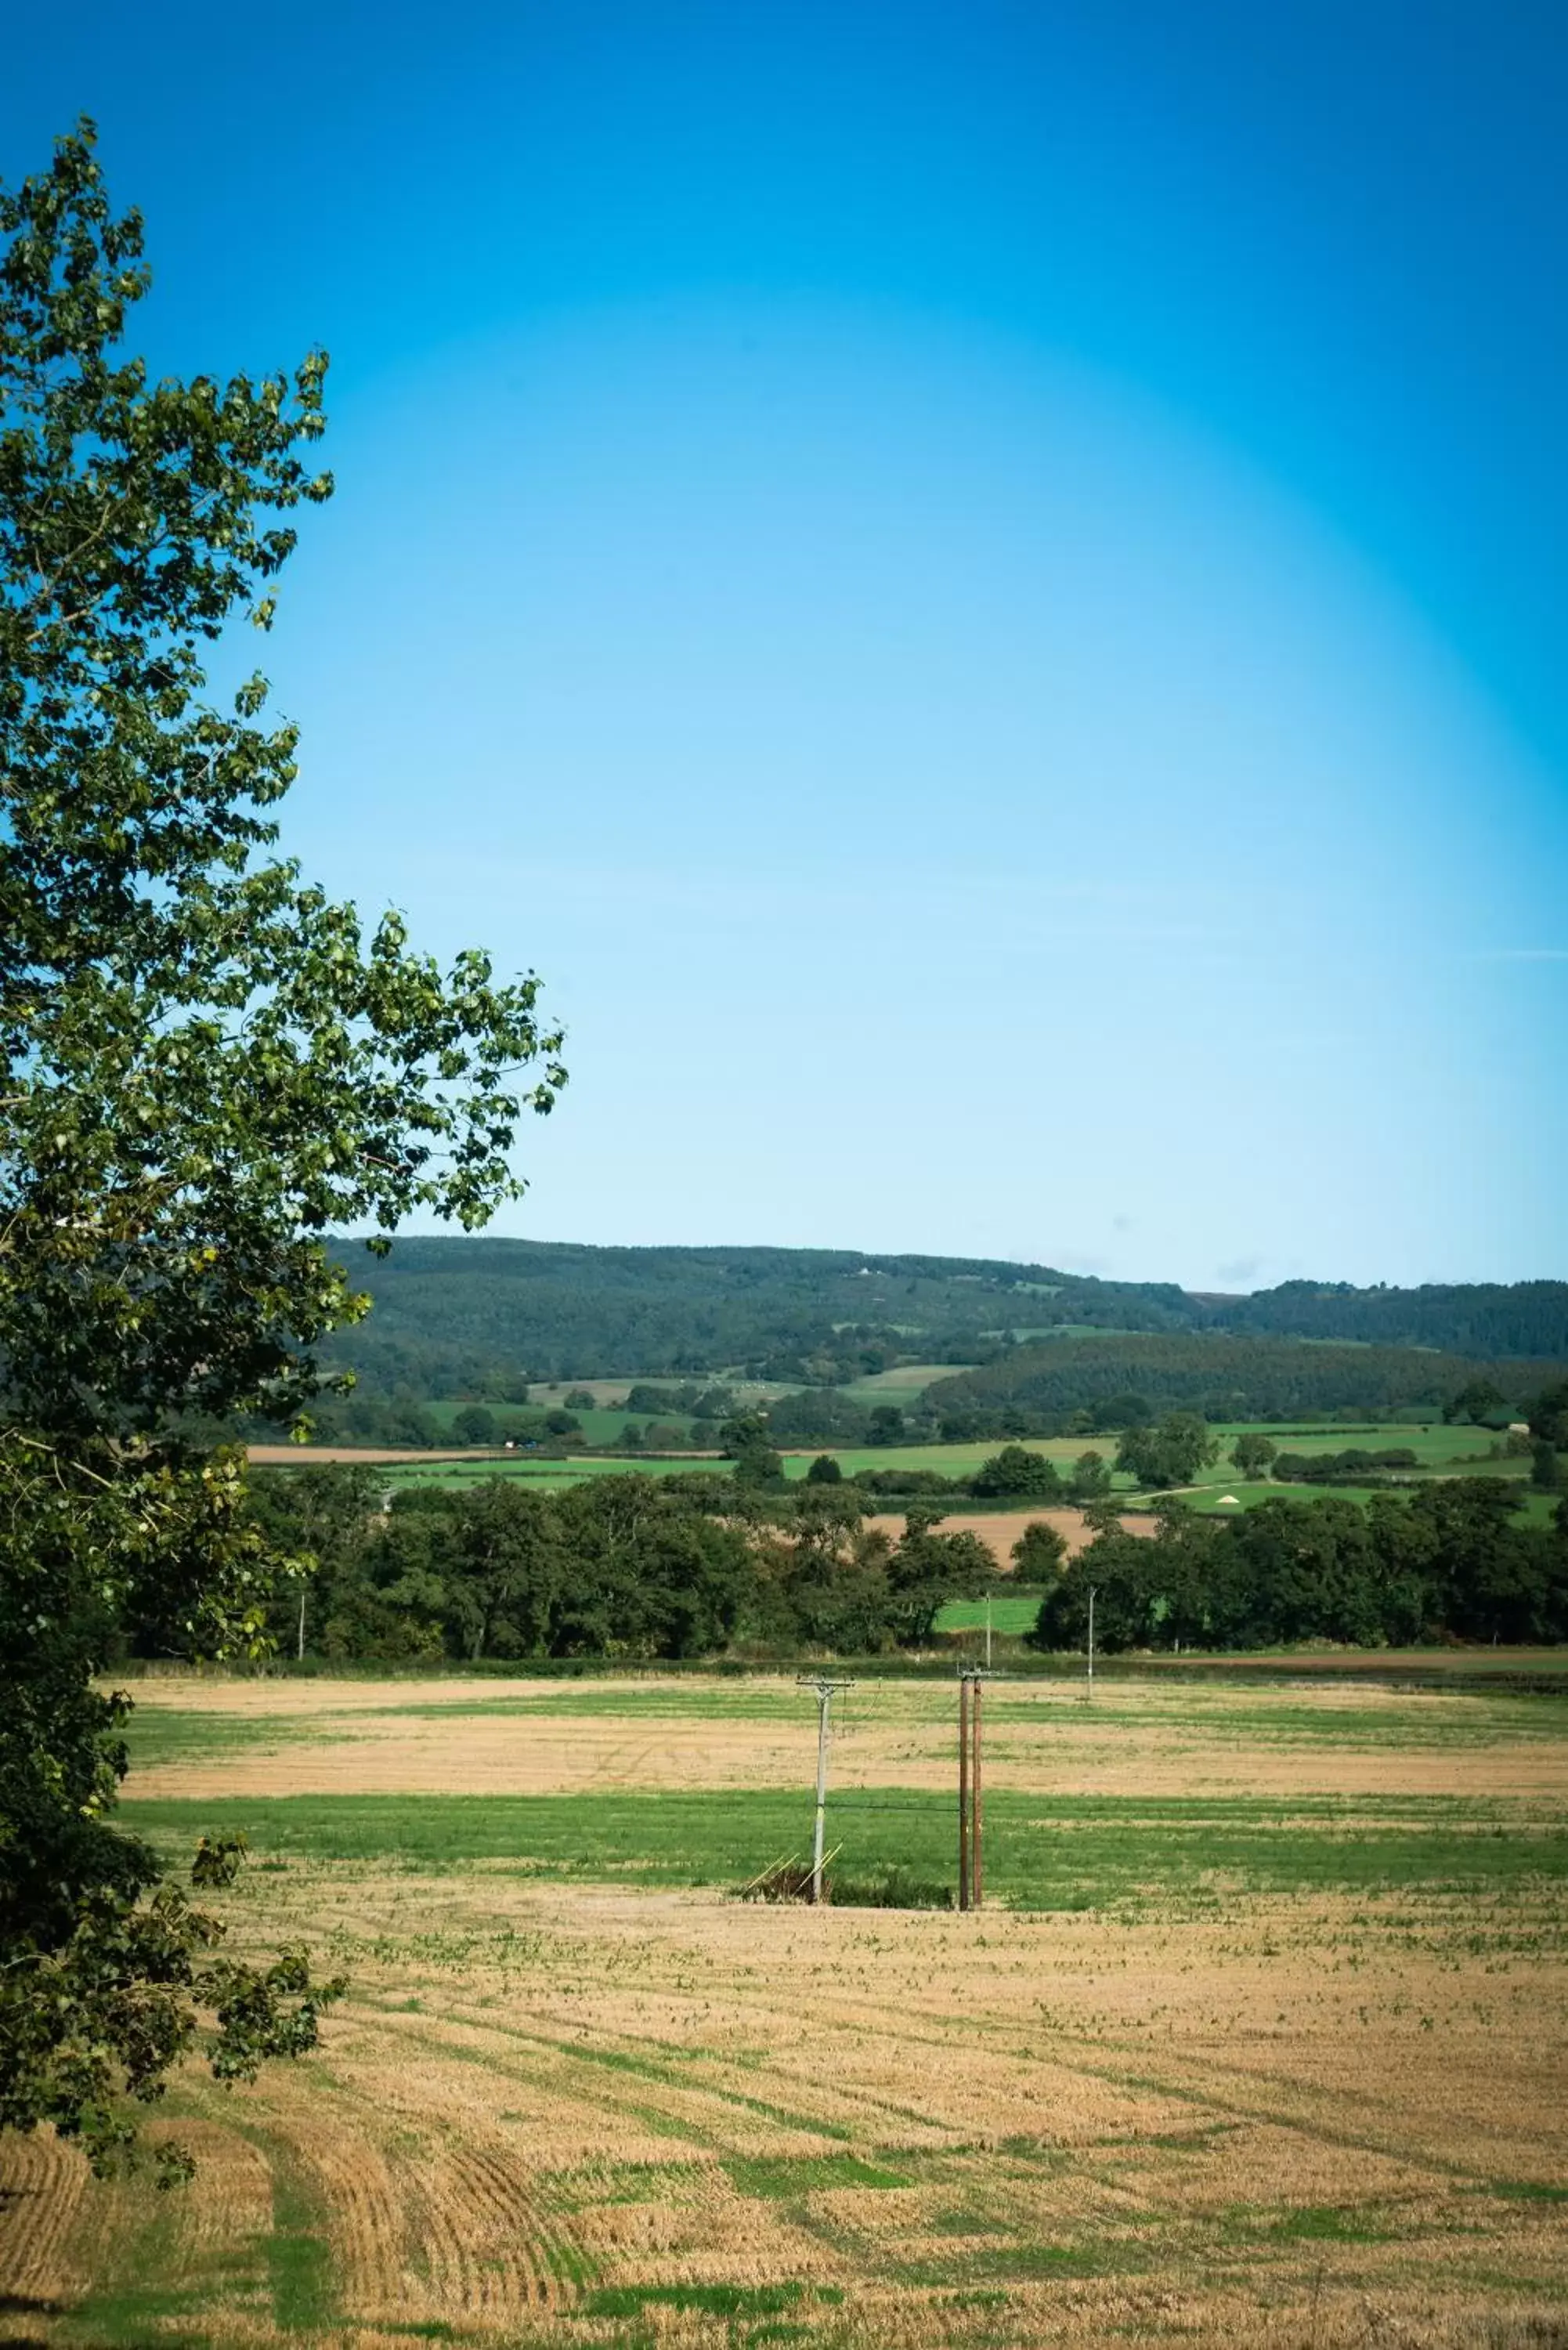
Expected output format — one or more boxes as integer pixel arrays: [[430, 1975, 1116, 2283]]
[[1207, 1422, 1524, 1468], [839, 1363, 977, 1403], [291, 1419, 1547, 1524], [122, 1784, 1568, 1916], [1179, 1479, 1390, 1514], [934, 1589, 1046, 1634], [779, 1436, 1101, 1480]]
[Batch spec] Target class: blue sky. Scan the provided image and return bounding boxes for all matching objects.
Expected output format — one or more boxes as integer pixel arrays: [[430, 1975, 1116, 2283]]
[[5, 1, 1564, 1287]]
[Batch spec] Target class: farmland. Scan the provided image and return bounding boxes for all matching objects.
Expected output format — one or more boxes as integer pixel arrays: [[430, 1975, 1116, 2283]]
[[5, 1672, 1566, 2348], [250, 1419, 1538, 1527]]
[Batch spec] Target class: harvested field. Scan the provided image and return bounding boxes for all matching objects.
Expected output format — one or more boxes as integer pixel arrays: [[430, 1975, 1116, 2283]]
[[6, 1674, 1567, 2348], [111, 1672, 1568, 1803], [869, 1506, 1151, 1564]]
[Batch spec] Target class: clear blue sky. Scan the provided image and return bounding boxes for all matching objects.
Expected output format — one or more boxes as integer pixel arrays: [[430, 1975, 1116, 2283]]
[[6, 2, 1565, 1288]]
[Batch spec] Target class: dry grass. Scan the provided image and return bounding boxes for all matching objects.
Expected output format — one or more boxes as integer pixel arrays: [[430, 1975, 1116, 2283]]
[[5, 1676, 1567, 2348], [118, 1673, 1568, 1803]]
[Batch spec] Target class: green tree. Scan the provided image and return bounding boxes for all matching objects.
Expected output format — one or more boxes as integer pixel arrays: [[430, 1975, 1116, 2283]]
[[1115, 1412, 1219, 1490], [805, 1453, 843, 1484], [720, 1410, 783, 1488], [442, 1481, 562, 1660], [1068, 1448, 1111, 1501], [450, 1405, 498, 1448], [1528, 1379, 1568, 1450], [865, 1405, 905, 1447], [0, 125, 564, 2176], [1230, 1433, 1277, 1481], [883, 1511, 993, 1644], [1012, 1519, 1068, 1579], [970, 1444, 1062, 1500], [1443, 1378, 1508, 1426]]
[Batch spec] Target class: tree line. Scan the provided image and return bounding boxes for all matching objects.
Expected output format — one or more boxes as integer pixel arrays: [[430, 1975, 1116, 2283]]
[[1036, 1483, 1568, 1651], [215, 1462, 1568, 1666], [236, 1468, 999, 1663]]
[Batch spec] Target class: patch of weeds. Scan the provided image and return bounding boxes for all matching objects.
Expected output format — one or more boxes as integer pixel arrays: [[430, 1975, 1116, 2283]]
[[580, 2282, 835, 2320], [828, 1867, 953, 1910], [1255, 2203, 1399, 2246], [58, 2280, 222, 2348], [552, 2159, 708, 2209], [724, 2153, 909, 2199], [927, 2206, 1015, 2237], [1487, 2180, 1568, 2204]]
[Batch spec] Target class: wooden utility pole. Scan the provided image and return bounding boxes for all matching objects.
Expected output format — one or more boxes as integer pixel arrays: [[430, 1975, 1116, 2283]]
[[971, 1673, 985, 1907], [957, 1666, 996, 1910], [1086, 1585, 1098, 1700], [797, 1676, 855, 1904], [958, 1672, 970, 1911]]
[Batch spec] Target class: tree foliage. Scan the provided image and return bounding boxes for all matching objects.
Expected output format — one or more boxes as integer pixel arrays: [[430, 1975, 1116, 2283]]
[[1115, 1412, 1219, 1490], [1032, 1483, 1568, 1653], [0, 123, 563, 2173]]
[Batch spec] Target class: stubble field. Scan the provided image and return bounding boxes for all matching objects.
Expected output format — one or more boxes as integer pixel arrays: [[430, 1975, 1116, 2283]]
[[4, 1673, 1566, 2350]]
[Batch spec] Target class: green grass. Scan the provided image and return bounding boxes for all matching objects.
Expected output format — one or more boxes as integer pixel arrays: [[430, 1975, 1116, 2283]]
[[838, 1364, 977, 1403], [120, 1788, 1568, 1913], [580, 2281, 839, 2321], [934, 1591, 1046, 1634], [724, 2153, 909, 2197], [779, 1437, 1096, 1480], [379, 1453, 732, 1492], [117, 1711, 332, 1768], [1179, 1478, 1394, 1513]]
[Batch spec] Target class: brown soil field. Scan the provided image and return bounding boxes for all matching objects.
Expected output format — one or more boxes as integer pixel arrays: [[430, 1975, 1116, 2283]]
[[7, 1677, 1566, 2349], [869, 1506, 1151, 1564]]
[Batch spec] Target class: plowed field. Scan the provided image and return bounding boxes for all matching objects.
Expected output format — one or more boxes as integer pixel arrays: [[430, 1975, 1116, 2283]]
[[4, 1674, 1566, 2350]]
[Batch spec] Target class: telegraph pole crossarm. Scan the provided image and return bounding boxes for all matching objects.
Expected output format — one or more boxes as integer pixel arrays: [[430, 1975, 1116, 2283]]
[[796, 1676, 856, 1905]]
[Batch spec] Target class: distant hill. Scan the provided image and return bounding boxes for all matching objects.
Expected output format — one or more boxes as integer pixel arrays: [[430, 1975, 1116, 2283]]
[[317, 1238, 1194, 1394], [923, 1332, 1559, 1434], [316, 1238, 1568, 1395], [1201, 1279, 1568, 1359]]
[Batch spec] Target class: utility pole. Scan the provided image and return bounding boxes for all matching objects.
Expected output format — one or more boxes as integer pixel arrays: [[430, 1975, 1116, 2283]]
[[1086, 1585, 1097, 1699], [958, 1672, 970, 1911], [985, 1590, 992, 1670], [972, 1672, 985, 1907], [297, 1582, 307, 1663], [797, 1676, 854, 1904], [957, 1665, 998, 1910]]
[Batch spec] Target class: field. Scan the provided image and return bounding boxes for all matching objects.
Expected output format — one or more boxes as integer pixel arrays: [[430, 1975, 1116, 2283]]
[[249, 1423, 1537, 1517], [5, 1673, 1567, 2349]]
